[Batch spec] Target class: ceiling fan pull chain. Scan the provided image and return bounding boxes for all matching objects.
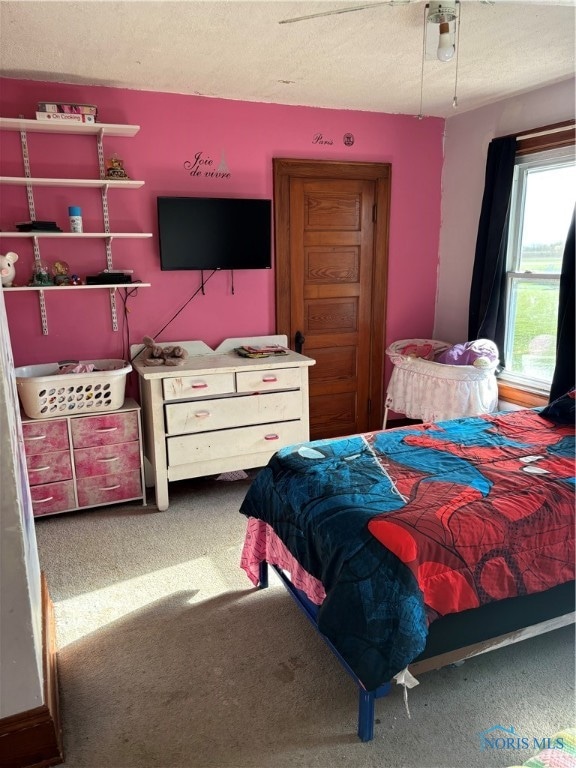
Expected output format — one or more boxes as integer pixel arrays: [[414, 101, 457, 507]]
[[418, 2, 428, 119], [453, 0, 462, 108]]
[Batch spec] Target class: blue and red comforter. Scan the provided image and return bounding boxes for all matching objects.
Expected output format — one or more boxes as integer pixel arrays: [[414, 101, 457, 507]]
[[239, 409, 575, 690]]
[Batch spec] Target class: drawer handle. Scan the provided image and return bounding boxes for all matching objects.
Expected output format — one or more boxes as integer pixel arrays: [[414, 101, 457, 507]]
[[264, 433, 279, 441], [262, 376, 278, 383], [35, 496, 54, 504], [101, 484, 121, 491], [96, 426, 118, 433], [98, 456, 119, 463], [26, 434, 47, 441], [34, 466, 50, 472], [194, 411, 210, 418], [192, 382, 208, 389]]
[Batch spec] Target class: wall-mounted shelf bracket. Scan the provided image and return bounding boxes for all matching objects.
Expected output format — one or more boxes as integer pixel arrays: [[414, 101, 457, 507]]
[[109, 288, 119, 331], [38, 289, 48, 335]]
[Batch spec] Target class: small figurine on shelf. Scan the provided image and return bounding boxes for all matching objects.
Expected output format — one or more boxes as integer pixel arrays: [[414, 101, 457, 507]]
[[29, 261, 53, 287], [52, 260, 71, 285], [0, 251, 18, 287], [105, 154, 130, 180], [69, 274, 83, 286]]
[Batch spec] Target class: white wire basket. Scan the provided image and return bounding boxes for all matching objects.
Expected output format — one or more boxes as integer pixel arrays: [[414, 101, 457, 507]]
[[15, 359, 131, 419]]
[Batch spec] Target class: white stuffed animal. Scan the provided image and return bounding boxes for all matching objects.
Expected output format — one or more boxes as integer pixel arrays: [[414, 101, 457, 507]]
[[0, 252, 18, 287]]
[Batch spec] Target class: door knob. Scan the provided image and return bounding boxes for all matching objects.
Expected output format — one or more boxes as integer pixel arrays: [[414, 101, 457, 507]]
[[295, 330, 305, 353]]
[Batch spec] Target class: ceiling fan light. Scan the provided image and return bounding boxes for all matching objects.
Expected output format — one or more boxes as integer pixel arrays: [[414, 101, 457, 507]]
[[427, 2, 457, 24], [437, 21, 455, 61]]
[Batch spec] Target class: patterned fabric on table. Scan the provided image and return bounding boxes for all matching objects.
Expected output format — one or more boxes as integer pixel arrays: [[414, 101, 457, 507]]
[[240, 408, 575, 691]]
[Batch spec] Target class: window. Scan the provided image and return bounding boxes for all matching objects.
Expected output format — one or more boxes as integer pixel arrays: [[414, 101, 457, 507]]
[[503, 146, 575, 391]]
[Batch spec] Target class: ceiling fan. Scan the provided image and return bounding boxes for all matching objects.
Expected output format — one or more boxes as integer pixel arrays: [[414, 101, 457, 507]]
[[279, 1, 411, 24], [278, 0, 573, 25]]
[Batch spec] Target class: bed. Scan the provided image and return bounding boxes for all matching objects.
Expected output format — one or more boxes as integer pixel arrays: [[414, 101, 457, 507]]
[[239, 403, 575, 741]]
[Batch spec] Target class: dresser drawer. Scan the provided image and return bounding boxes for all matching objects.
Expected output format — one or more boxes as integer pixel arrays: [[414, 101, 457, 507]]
[[167, 420, 306, 467], [22, 419, 69, 454], [76, 470, 143, 508], [235, 366, 302, 393], [26, 450, 72, 486], [31, 480, 75, 517], [71, 410, 139, 448], [74, 440, 141, 478], [165, 391, 302, 435], [162, 372, 235, 401]]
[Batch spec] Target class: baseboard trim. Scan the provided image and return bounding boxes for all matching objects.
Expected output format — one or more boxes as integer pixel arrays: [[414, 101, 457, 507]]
[[0, 573, 63, 768]]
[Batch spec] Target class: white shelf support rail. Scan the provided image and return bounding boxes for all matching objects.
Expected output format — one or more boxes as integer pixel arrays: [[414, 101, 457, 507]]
[[38, 289, 49, 335], [97, 132, 118, 331], [20, 123, 49, 334], [109, 287, 119, 332], [32, 236, 49, 334]]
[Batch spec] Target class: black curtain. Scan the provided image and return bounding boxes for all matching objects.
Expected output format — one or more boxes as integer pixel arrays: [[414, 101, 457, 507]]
[[468, 136, 517, 366], [549, 210, 575, 402]]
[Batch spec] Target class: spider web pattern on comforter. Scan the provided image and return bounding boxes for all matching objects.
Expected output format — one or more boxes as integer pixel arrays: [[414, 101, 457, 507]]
[[239, 409, 575, 691]]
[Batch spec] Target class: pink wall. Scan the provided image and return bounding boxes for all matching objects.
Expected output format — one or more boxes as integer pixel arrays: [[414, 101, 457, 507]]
[[0, 78, 444, 373]]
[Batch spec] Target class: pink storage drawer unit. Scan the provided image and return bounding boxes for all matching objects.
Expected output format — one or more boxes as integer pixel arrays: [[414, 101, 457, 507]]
[[71, 410, 139, 448], [74, 441, 141, 478], [26, 450, 73, 486], [20, 399, 146, 518], [30, 480, 76, 517], [77, 471, 143, 508], [22, 419, 69, 453]]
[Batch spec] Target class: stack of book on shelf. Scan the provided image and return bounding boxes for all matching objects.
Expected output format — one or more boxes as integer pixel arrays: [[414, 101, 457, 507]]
[[36, 101, 98, 124], [235, 344, 289, 358], [16, 220, 62, 232]]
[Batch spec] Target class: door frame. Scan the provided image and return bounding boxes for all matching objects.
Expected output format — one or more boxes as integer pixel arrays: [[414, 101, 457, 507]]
[[273, 158, 391, 432]]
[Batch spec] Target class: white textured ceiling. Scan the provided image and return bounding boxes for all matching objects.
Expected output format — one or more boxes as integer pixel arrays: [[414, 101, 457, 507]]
[[0, 0, 575, 118]]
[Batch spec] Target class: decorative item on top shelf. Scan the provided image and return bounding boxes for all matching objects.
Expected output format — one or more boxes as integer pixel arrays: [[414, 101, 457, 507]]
[[105, 154, 130, 180], [37, 101, 98, 117], [1, 251, 18, 287], [35, 111, 96, 125]]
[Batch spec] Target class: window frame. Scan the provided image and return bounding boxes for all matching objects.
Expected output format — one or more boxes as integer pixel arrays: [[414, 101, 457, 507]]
[[498, 123, 575, 398]]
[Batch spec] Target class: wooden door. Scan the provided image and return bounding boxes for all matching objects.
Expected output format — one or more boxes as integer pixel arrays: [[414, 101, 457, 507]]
[[274, 159, 391, 440]]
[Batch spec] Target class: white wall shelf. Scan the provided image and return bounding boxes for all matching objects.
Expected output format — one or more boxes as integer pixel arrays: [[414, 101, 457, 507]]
[[0, 232, 152, 239], [0, 115, 149, 335], [0, 117, 140, 137], [0, 176, 145, 188], [4, 284, 151, 292]]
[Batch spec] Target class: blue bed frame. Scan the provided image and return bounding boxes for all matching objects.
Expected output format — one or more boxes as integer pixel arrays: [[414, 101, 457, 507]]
[[258, 560, 575, 743], [258, 560, 391, 742]]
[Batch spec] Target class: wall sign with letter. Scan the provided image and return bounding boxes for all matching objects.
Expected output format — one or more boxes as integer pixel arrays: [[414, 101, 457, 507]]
[[183, 150, 231, 179]]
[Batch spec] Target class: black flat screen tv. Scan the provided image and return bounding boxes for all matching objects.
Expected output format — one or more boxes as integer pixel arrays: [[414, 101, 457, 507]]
[[157, 196, 272, 271]]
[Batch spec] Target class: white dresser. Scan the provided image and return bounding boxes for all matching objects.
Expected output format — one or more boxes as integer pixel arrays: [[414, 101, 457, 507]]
[[132, 338, 315, 511]]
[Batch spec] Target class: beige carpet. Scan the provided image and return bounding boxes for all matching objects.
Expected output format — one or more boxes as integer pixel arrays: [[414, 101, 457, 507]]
[[34, 473, 575, 768]]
